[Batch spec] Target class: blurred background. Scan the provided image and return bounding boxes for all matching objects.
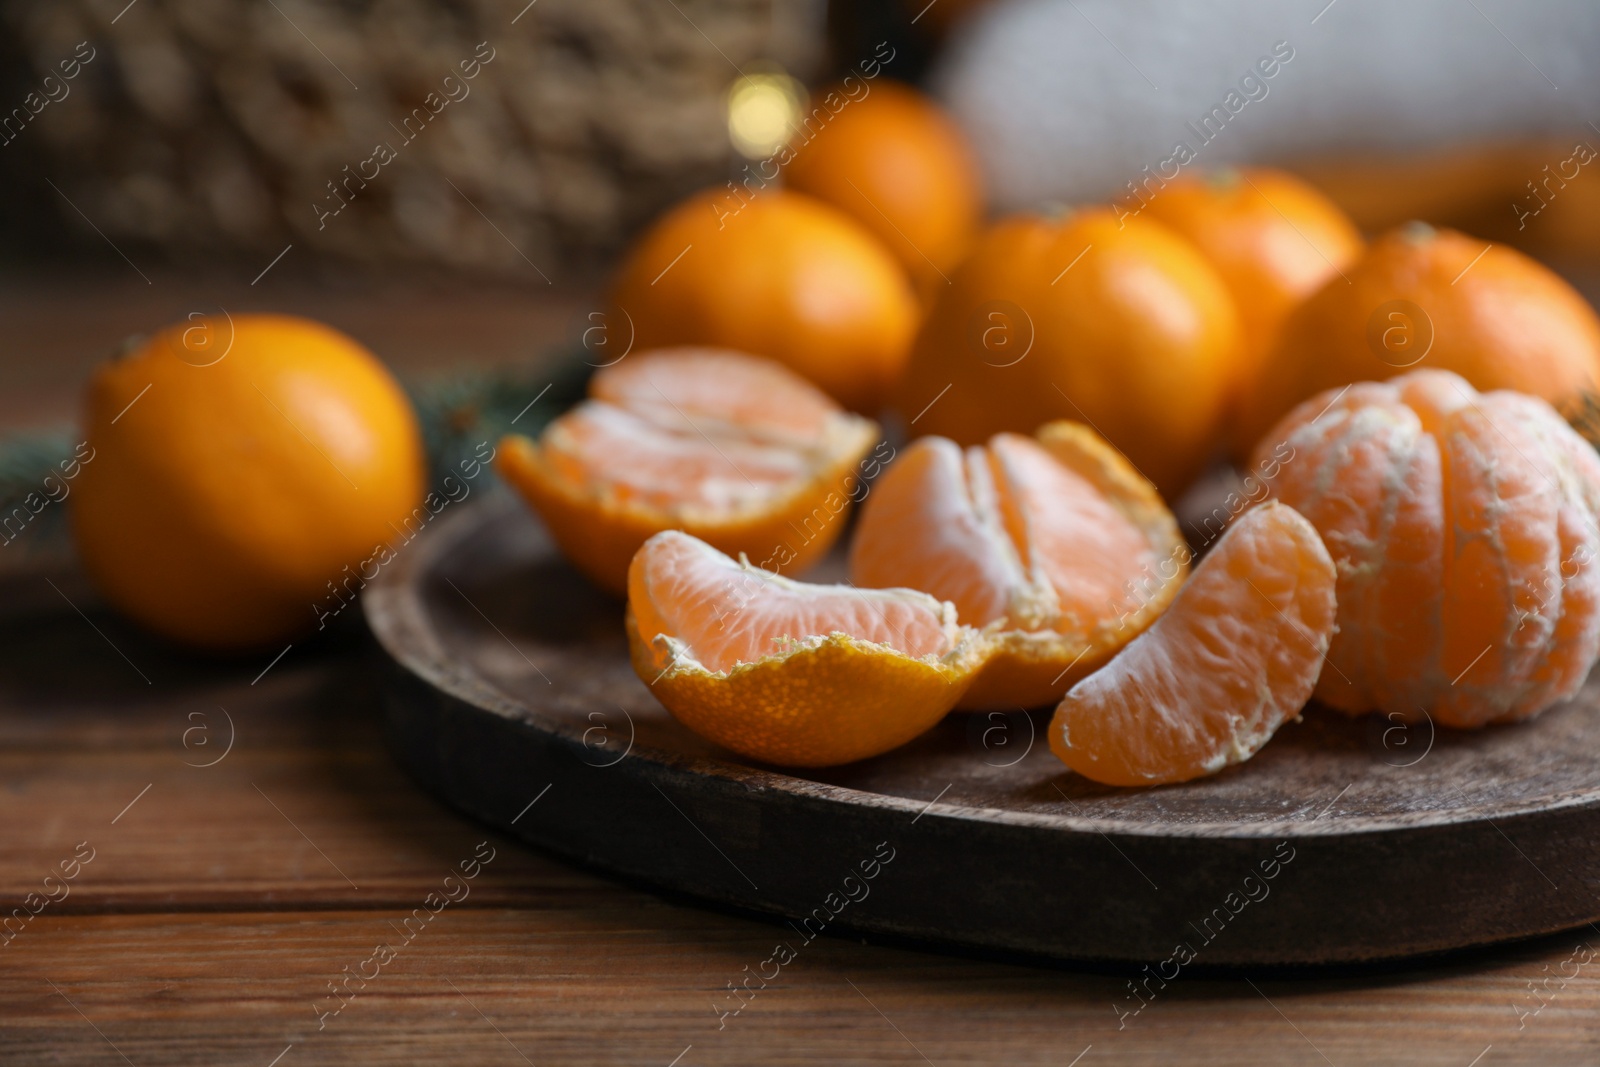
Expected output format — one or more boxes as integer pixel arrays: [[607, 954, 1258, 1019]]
[[3, 0, 1599, 469], [8, 8, 1600, 1060]]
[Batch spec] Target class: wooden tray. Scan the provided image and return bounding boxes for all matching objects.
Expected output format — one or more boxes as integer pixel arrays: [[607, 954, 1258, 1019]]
[[365, 494, 1600, 967]]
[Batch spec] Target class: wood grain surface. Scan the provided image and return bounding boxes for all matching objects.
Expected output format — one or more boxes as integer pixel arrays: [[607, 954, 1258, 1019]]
[[0, 271, 588, 431], [371, 493, 1600, 968], [4, 278, 1600, 1063], [1, 546, 1599, 1065]]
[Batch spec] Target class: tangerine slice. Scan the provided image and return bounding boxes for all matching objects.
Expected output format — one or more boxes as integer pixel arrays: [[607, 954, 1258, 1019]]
[[849, 422, 1187, 709], [498, 348, 879, 594], [628, 531, 986, 767], [1050, 501, 1337, 787]]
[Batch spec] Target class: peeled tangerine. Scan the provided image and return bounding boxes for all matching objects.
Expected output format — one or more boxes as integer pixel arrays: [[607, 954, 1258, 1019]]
[[1256, 368, 1600, 728], [1051, 502, 1338, 786], [498, 348, 879, 595], [627, 530, 986, 767], [850, 422, 1187, 709]]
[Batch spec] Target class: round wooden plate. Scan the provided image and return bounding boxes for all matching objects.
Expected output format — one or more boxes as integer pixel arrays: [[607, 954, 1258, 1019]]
[[365, 494, 1600, 967]]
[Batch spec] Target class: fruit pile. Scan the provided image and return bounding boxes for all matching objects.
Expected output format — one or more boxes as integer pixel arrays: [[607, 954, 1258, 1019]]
[[508, 80, 1600, 785], [67, 80, 1600, 789]]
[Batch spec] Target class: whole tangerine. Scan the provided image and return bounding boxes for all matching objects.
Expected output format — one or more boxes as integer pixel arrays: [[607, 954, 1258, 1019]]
[[1238, 222, 1600, 456], [1141, 167, 1363, 445], [610, 188, 919, 413], [896, 208, 1239, 497], [72, 313, 426, 651], [783, 79, 983, 299]]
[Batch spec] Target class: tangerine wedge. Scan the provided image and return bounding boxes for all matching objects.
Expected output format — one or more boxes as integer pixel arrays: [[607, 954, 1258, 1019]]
[[1050, 501, 1337, 787], [627, 530, 987, 767], [498, 348, 879, 595], [850, 422, 1187, 709]]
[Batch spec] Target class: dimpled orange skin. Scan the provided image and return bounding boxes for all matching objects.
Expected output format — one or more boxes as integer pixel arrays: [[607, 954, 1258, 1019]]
[[72, 314, 426, 651], [1253, 368, 1600, 728], [897, 208, 1239, 498], [1238, 223, 1600, 457], [1050, 501, 1337, 787], [1141, 168, 1363, 442], [783, 79, 983, 299], [609, 189, 920, 413]]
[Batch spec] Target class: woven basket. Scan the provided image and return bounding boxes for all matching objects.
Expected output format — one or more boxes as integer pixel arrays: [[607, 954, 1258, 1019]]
[[0, 0, 823, 276]]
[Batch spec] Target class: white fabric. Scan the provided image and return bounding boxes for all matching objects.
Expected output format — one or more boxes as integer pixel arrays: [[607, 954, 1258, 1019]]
[[933, 0, 1600, 212]]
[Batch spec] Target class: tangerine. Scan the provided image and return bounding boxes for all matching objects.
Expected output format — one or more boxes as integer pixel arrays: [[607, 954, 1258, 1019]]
[[1255, 368, 1600, 728], [1141, 167, 1363, 443], [850, 421, 1186, 708], [610, 188, 919, 412], [1239, 222, 1600, 455], [896, 208, 1238, 497], [497, 348, 880, 595], [72, 314, 426, 651], [784, 79, 983, 298]]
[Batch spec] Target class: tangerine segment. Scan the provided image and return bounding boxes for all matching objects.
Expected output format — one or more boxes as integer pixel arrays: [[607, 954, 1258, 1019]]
[[627, 531, 986, 767], [1253, 381, 1446, 715], [850, 421, 1187, 709], [534, 402, 816, 513], [1443, 391, 1600, 724], [498, 348, 879, 595], [1050, 501, 1337, 787]]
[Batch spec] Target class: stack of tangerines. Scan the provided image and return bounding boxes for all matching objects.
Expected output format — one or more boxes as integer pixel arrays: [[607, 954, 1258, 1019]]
[[65, 78, 1600, 789], [498, 79, 1600, 786]]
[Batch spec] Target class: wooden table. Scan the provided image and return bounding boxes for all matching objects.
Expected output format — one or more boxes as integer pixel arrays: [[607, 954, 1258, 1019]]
[[4, 276, 1600, 1065]]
